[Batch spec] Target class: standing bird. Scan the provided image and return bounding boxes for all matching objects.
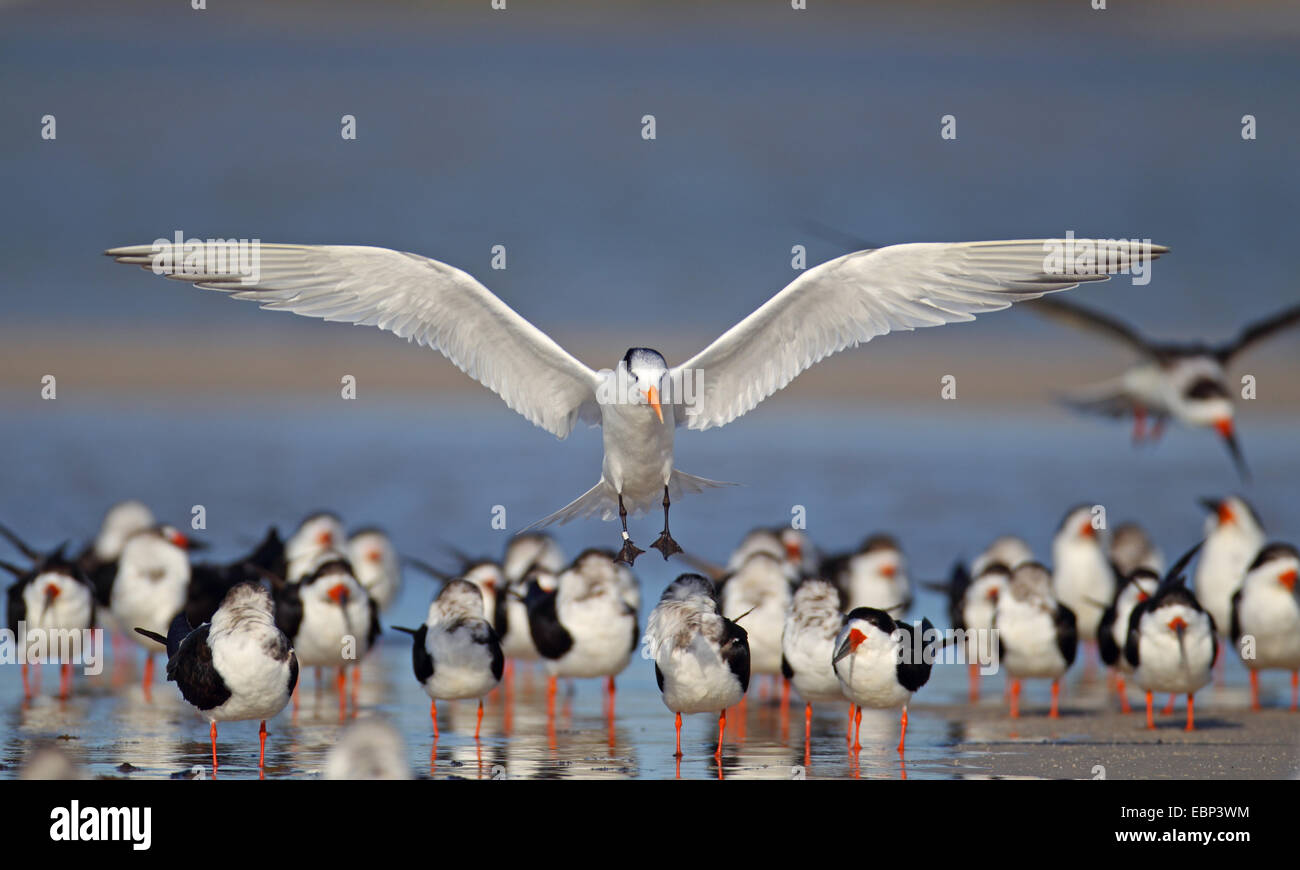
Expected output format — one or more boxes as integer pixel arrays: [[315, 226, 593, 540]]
[[1124, 543, 1216, 730], [720, 552, 792, 700], [971, 535, 1034, 577], [498, 534, 565, 670], [347, 528, 402, 612], [832, 608, 934, 755], [933, 561, 1012, 703], [1097, 567, 1161, 712], [109, 238, 1161, 564], [822, 534, 911, 617], [134, 583, 298, 773], [646, 574, 750, 760], [995, 562, 1078, 718], [1051, 505, 1115, 659], [284, 512, 345, 581], [1, 527, 96, 699], [274, 553, 379, 711], [1194, 496, 1265, 639], [781, 579, 847, 752], [1029, 298, 1300, 481], [75, 500, 154, 604], [523, 549, 639, 720], [394, 579, 503, 739], [1230, 543, 1300, 711], [110, 525, 201, 693], [1109, 523, 1165, 577]]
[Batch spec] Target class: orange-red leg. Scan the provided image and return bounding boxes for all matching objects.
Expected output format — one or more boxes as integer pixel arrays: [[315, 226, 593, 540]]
[[846, 704, 855, 745], [674, 711, 682, 758], [715, 710, 727, 760], [1145, 691, 1155, 729], [336, 667, 347, 720], [1009, 679, 1021, 719], [546, 675, 557, 722], [475, 699, 484, 739], [897, 706, 909, 756], [852, 706, 862, 753], [431, 699, 439, 739], [1161, 692, 1176, 715], [21, 663, 30, 699], [143, 654, 154, 701], [258, 719, 267, 768], [1117, 674, 1131, 713], [1185, 694, 1195, 731], [1250, 669, 1261, 711], [59, 662, 71, 699], [968, 663, 979, 703], [1050, 680, 1060, 719], [803, 703, 813, 765], [1292, 670, 1299, 712], [606, 675, 617, 720], [210, 721, 218, 774]]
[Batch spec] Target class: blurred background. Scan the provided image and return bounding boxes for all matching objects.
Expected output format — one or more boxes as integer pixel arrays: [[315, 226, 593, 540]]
[[0, 0, 1297, 614]]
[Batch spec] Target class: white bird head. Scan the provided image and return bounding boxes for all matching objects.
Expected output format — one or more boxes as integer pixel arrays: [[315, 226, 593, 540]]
[[620, 347, 669, 424]]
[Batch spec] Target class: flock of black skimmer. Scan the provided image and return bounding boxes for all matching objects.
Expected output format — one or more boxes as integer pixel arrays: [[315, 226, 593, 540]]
[[4, 494, 1296, 779]]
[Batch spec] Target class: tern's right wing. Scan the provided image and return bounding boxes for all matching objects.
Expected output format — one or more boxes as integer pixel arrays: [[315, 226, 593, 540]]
[[105, 243, 604, 439]]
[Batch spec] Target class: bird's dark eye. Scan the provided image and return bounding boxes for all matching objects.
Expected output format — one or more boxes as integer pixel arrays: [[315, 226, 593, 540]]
[[1184, 378, 1228, 400]]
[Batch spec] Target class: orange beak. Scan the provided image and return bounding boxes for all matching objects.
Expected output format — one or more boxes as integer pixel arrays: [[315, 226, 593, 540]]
[[646, 386, 663, 424], [1214, 418, 1234, 439], [1280, 569, 1297, 591], [366, 549, 382, 564], [328, 583, 349, 605], [1168, 616, 1188, 633], [784, 541, 802, 563], [169, 530, 190, 549], [1079, 521, 1094, 538], [45, 584, 61, 600], [986, 588, 999, 603], [1217, 503, 1235, 526], [317, 530, 334, 547], [879, 563, 897, 579]]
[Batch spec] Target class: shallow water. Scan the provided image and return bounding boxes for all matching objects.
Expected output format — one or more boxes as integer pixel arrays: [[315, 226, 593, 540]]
[[0, 399, 1297, 779]]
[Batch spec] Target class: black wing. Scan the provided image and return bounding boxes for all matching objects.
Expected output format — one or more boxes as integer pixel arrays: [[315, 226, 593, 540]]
[[781, 653, 794, 680], [366, 599, 382, 650], [893, 616, 934, 692], [1229, 588, 1244, 646], [170, 624, 233, 711], [525, 588, 573, 660], [471, 622, 505, 683], [273, 581, 303, 642], [720, 618, 751, 694], [947, 561, 971, 630], [1030, 297, 1158, 358], [1218, 304, 1300, 363], [1123, 600, 1151, 669], [654, 662, 665, 693], [185, 563, 240, 627], [1096, 600, 1121, 666], [409, 624, 434, 683], [286, 653, 300, 696], [1054, 605, 1079, 667]]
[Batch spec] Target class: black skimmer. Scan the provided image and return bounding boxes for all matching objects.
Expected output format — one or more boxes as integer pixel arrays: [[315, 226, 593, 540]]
[[1051, 505, 1116, 655], [1193, 496, 1265, 640], [1230, 543, 1300, 711], [821, 534, 911, 617], [273, 552, 379, 712], [995, 562, 1078, 718], [135, 582, 297, 772], [646, 574, 750, 760], [1030, 298, 1300, 481], [347, 527, 402, 612], [970, 535, 1033, 577], [1109, 522, 1165, 577], [726, 527, 818, 580], [498, 534, 565, 667], [719, 552, 792, 698], [832, 608, 934, 755], [109, 525, 202, 693], [394, 579, 503, 739], [780, 578, 846, 750], [928, 560, 1012, 703], [284, 512, 345, 581], [1, 525, 96, 699], [1123, 542, 1216, 730], [522, 549, 639, 720], [323, 719, 412, 780], [1097, 567, 1160, 712], [184, 527, 285, 628], [109, 237, 1163, 564], [74, 500, 154, 606]]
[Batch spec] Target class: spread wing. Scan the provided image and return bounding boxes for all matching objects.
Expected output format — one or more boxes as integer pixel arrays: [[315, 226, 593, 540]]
[[105, 243, 603, 438], [1217, 303, 1300, 363], [1028, 296, 1158, 357], [672, 239, 1166, 431]]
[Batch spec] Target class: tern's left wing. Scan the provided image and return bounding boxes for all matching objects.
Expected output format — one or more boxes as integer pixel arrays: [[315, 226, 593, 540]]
[[672, 239, 1166, 431], [1217, 303, 1300, 363]]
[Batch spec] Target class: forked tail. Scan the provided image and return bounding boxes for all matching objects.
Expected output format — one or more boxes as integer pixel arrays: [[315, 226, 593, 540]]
[[523, 470, 736, 530]]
